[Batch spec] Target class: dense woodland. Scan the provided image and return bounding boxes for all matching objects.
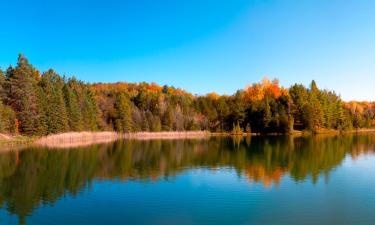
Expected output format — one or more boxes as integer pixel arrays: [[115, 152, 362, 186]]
[[0, 55, 374, 136]]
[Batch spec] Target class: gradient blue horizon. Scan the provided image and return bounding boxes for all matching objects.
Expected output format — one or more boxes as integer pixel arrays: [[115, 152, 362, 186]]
[[0, 0, 374, 101]]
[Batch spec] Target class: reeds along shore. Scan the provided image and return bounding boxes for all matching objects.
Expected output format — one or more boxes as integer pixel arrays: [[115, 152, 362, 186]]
[[122, 131, 210, 140], [34, 131, 210, 148], [3, 129, 375, 149], [35, 132, 121, 148]]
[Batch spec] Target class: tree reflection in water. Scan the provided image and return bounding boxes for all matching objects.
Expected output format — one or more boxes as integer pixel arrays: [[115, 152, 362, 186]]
[[0, 134, 374, 224]]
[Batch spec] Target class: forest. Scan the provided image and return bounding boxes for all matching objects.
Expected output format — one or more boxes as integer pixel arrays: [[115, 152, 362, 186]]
[[0, 54, 373, 136]]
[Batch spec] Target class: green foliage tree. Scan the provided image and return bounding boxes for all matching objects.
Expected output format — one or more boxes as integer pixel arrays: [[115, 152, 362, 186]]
[[0, 101, 16, 133], [6, 54, 43, 135], [114, 93, 133, 132], [39, 69, 69, 133], [63, 79, 83, 131]]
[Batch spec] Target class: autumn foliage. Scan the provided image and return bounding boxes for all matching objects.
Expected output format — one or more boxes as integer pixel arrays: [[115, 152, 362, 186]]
[[0, 55, 373, 136]]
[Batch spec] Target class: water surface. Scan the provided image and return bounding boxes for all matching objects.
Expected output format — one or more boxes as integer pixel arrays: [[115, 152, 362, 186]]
[[0, 134, 375, 225]]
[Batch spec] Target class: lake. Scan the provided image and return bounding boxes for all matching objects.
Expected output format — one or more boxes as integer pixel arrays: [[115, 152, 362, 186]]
[[0, 134, 375, 225]]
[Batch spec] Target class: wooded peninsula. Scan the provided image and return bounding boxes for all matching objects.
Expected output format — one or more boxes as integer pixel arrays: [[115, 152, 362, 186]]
[[0, 54, 373, 137]]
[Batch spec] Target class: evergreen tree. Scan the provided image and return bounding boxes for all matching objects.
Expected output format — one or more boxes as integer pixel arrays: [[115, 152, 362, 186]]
[[63, 80, 83, 131], [289, 84, 309, 130], [141, 111, 150, 131], [75, 83, 98, 131], [114, 93, 133, 132], [131, 106, 143, 131], [0, 69, 7, 101], [151, 116, 162, 132], [84, 90, 99, 131], [0, 101, 16, 134], [35, 86, 49, 135], [39, 69, 69, 133], [161, 107, 173, 131], [7, 54, 43, 135], [307, 80, 324, 132]]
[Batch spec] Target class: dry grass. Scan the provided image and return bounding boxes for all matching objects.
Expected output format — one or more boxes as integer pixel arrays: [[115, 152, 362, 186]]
[[34, 131, 210, 148], [0, 133, 13, 140], [348, 128, 375, 133], [123, 131, 210, 140], [0, 134, 34, 152], [35, 132, 120, 148], [0, 128, 374, 150]]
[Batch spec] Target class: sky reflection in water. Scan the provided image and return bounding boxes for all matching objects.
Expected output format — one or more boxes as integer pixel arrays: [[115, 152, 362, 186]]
[[0, 134, 375, 225]]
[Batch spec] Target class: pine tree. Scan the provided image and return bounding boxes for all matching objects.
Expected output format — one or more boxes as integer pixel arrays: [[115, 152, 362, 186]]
[[154, 117, 162, 132], [131, 106, 143, 131], [0, 101, 16, 134], [307, 80, 324, 132], [35, 86, 48, 135], [0, 69, 7, 101], [141, 111, 150, 131], [74, 83, 98, 131], [289, 84, 309, 130], [7, 54, 43, 135], [63, 80, 83, 131], [161, 107, 173, 131], [114, 93, 133, 132], [84, 89, 98, 131], [39, 69, 69, 133]]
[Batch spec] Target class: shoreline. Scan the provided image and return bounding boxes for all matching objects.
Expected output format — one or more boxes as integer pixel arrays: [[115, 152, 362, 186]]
[[34, 131, 210, 148], [0, 129, 374, 149]]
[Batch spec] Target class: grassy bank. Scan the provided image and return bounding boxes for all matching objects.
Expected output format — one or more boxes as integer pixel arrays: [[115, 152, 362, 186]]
[[34, 131, 210, 148], [123, 131, 210, 140], [0, 129, 374, 149], [35, 132, 121, 148], [212, 128, 375, 136]]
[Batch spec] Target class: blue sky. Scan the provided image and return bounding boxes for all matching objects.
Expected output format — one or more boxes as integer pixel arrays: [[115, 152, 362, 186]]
[[0, 0, 374, 101]]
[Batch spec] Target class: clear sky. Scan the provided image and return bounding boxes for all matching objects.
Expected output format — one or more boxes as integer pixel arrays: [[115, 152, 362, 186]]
[[0, 0, 374, 101]]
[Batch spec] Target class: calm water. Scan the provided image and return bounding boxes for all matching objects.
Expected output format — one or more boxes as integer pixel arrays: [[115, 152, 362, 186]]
[[0, 134, 375, 225]]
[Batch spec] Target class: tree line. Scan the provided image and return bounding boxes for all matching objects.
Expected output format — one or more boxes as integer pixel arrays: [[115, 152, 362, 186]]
[[0, 54, 373, 136]]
